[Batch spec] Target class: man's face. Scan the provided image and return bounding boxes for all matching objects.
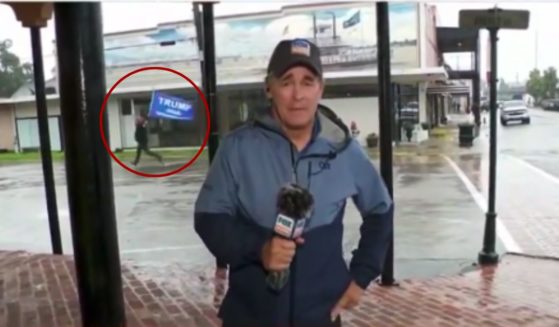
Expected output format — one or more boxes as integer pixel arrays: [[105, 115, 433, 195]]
[[267, 65, 324, 130]]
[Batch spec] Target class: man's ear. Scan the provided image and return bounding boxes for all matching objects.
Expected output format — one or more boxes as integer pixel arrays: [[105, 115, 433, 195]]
[[264, 78, 272, 99]]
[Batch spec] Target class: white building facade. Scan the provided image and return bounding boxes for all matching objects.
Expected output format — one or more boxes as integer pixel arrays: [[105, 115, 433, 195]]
[[0, 2, 447, 152]]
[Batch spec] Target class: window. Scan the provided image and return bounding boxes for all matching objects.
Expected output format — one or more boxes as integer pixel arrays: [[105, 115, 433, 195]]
[[121, 99, 132, 115], [322, 83, 377, 99], [504, 100, 524, 108]]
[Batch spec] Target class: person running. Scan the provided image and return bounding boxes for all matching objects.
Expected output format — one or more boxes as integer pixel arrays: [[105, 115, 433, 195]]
[[131, 112, 164, 166]]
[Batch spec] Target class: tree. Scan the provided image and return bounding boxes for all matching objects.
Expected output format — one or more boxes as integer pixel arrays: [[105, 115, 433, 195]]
[[498, 78, 509, 94], [0, 39, 33, 98], [526, 68, 544, 104], [497, 78, 510, 99], [526, 67, 558, 104]]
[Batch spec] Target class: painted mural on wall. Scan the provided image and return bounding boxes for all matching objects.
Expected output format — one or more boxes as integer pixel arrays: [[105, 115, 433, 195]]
[[104, 3, 418, 79]]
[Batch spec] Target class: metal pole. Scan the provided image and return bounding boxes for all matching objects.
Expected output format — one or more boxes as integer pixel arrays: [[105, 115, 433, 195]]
[[30, 26, 63, 255], [479, 27, 499, 265], [193, 3, 203, 49], [332, 14, 337, 40], [196, 1, 226, 272], [397, 84, 402, 142], [390, 83, 397, 142], [202, 2, 219, 164], [376, 2, 395, 286], [54, 3, 126, 326], [472, 34, 481, 127], [313, 14, 317, 42], [193, 2, 206, 147], [534, 29, 538, 70]]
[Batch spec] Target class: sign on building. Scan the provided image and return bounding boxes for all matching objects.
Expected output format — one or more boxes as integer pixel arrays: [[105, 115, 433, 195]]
[[459, 8, 530, 30]]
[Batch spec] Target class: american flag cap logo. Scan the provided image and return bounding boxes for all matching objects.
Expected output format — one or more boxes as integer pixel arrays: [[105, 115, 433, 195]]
[[291, 39, 311, 57]]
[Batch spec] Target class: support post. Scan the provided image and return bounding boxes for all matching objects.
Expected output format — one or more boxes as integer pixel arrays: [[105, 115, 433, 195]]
[[201, 2, 219, 164], [376, 2, 396, 286], [192, 2, 206, 145], [396, 84, 402, 142], [198, 1, 226, 272], [472, 34, 481, 127], [434, 96, 440, 126], [30, 26, 63, 255], [54, 3, 126, 326], [479, 27, 499, 265]]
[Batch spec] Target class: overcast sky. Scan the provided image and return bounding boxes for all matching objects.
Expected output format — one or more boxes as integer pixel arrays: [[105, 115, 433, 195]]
[[0, 1, 556, 83]]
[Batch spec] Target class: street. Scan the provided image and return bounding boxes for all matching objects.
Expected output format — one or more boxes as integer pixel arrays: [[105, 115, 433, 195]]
[[448, 107, 559, 257], [0, 107, 557, 279], [497, 108, 559, 177], [1, 108, 559, 327]]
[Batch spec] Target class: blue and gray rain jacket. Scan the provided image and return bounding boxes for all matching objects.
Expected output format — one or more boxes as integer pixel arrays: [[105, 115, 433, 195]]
[[194, 104, 393, 327]]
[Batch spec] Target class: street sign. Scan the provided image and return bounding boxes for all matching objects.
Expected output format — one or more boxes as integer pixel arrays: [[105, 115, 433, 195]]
[[459, 8, 530, 30]]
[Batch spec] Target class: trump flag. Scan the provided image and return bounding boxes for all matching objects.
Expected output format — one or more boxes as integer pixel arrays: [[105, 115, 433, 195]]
[[148, 91, 194, 121]]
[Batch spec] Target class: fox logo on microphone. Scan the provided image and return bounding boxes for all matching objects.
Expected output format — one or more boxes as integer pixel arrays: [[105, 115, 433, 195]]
[[274, 214, 306, 239]]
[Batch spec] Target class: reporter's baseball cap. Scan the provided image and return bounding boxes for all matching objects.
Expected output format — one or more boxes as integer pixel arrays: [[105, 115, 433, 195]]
[[267, 38, 323, 78]]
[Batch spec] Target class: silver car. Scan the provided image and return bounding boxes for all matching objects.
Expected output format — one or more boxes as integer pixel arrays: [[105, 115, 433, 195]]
[[500, 100, 530, 126]]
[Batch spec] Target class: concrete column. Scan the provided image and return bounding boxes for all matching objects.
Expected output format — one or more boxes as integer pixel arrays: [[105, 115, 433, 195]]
[[418, 3, 427, 68], [442, 95, 449, 122], [427, 95, 436, 128], [418, 82, 428, 124], [107, 99, 122, 151], [434, 94, 441, 127]]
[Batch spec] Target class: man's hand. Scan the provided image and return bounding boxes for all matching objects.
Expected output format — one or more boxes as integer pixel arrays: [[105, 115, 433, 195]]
[[330, 281, 365, 322], [261, 236, 304, 272]]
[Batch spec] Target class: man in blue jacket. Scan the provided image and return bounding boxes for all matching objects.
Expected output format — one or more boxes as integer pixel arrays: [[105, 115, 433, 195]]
[[194, 38, 393, 327]]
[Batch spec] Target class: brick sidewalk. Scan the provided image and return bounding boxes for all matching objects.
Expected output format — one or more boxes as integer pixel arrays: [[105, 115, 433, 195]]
[[449, 148, 559, 258], [2, 251, 559, 327]]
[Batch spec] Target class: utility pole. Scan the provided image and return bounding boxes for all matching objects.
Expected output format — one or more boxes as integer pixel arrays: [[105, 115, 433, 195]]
[[535, 29, 538, 70]]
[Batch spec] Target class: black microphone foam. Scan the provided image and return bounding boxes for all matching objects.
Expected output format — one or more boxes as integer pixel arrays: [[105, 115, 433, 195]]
[[276, 183, 314, 221]]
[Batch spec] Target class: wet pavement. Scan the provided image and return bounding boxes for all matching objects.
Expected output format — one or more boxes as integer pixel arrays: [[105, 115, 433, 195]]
[[2, 250, 559, 327], [496, 108, 559, 178], [0, 147, 498, 280], [445, 108, 559, 258], [1, 109, 558, 326], [1, 109, 556, 277]]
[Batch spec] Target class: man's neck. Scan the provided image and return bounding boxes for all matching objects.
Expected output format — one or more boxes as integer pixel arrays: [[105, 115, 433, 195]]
[[284, 127, 312, 151]]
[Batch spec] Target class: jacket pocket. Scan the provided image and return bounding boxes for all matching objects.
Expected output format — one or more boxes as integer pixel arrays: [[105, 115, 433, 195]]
[[295, 254, 351, 325], [224, 263, 282, 324]]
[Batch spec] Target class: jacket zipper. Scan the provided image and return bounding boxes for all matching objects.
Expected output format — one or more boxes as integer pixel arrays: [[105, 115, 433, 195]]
[[289, 144, 297, 327], [255, 120, 336, 326]]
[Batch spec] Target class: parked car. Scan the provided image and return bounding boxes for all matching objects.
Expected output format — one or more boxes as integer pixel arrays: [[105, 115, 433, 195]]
[[497, 100, 504, 110], [500, 100, 530, 126], [542, 98, 559, 111]]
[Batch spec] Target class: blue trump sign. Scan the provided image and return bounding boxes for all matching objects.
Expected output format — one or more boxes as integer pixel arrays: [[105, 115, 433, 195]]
[[148, 91, 194, 121]]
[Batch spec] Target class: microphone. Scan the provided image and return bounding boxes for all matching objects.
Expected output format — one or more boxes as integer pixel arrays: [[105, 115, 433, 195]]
[[266, 183, 314, 291]]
